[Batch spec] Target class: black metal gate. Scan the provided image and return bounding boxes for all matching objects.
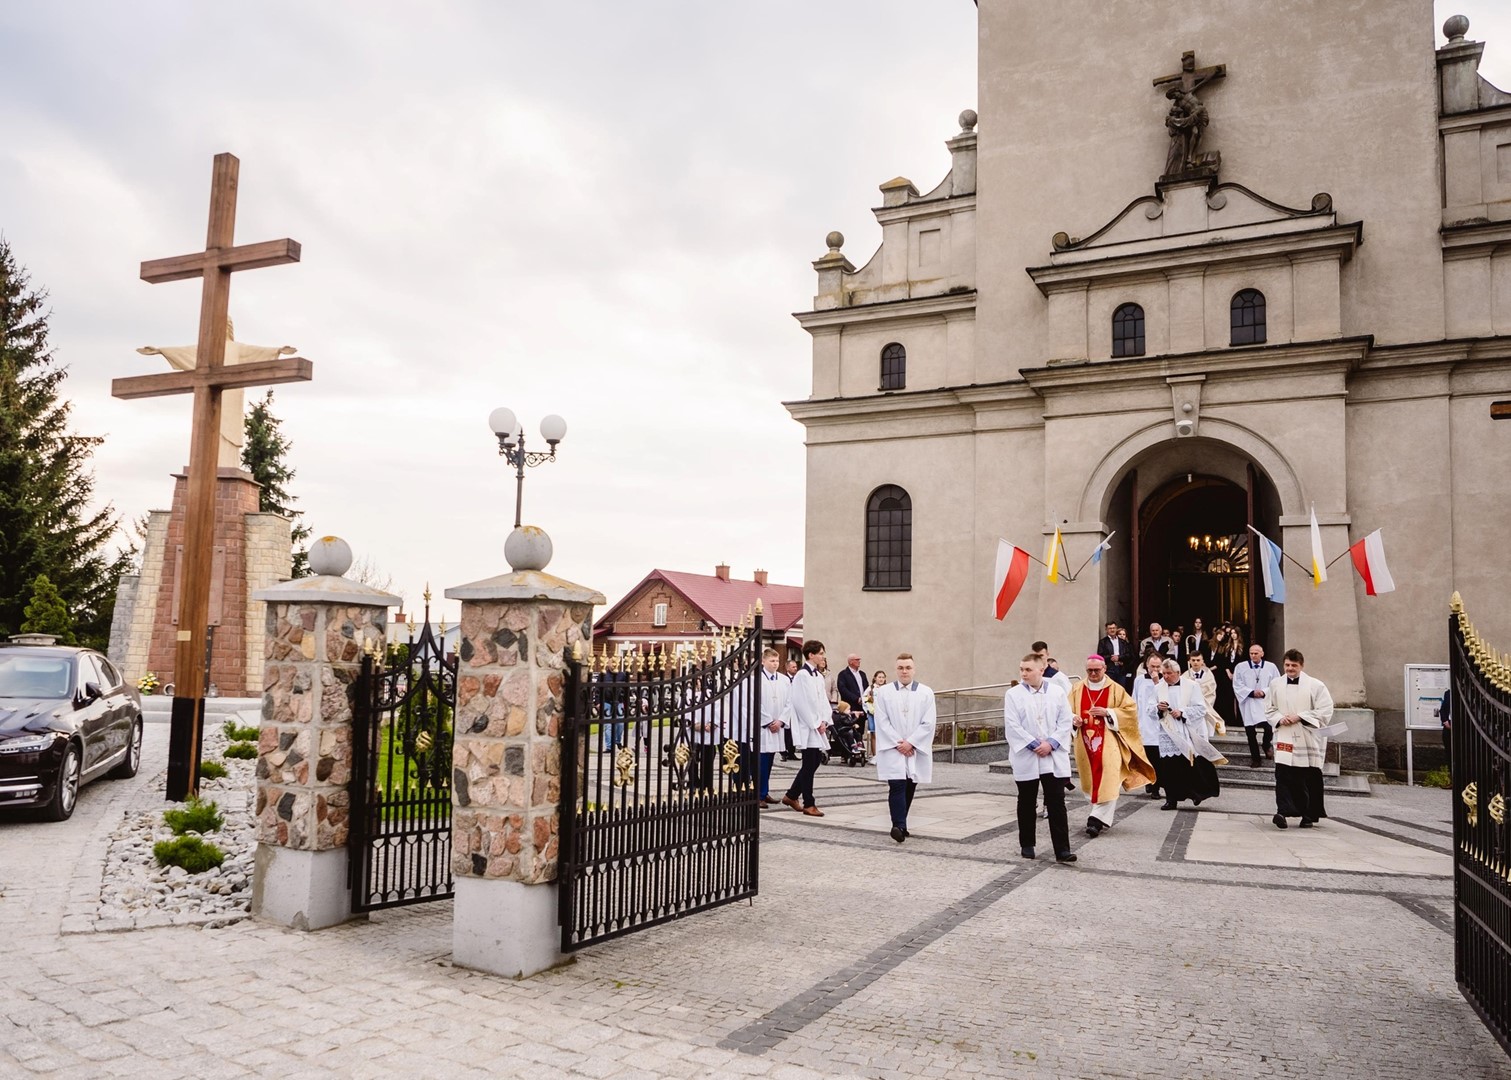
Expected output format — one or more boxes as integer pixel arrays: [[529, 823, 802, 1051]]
[[558, 616, 763, 950], [349, 610, 456, 912], [1451, 594, 1511, 1057]]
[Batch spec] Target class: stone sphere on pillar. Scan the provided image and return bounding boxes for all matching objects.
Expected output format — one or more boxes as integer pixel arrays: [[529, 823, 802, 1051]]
[[505, 526, 553, 572], [308, 535, 353, 578]]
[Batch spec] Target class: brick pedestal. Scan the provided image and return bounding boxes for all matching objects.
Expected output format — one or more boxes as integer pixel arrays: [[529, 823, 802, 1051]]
[[445, 568, 602, 978], [249, 573, 397, 930]]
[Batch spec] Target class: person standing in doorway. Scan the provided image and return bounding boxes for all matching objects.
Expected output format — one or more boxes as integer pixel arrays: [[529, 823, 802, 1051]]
[[782, 640, 830, 817], [1233, 644, 1280, 768], [1267, 649, 1334, 829], [1097, 622, 1129, 689], [873, 653, 936, 843], [1003, 654, 1076, 863]]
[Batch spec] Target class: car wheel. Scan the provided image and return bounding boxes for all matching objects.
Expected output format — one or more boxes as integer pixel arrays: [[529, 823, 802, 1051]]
[[45, 742, 82, 822], [108, 720, 143, 780]]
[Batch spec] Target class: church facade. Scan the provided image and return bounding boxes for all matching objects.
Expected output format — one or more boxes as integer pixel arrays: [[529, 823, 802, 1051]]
[[788, 2, 1511, 767]]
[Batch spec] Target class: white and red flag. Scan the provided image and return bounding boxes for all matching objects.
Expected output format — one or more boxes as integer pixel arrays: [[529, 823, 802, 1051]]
[[1347, 529, 1396, 596], [993, 539, 1032, 620]]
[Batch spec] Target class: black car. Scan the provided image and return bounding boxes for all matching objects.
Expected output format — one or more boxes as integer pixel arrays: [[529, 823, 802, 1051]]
[[0, 637, 143, 820]]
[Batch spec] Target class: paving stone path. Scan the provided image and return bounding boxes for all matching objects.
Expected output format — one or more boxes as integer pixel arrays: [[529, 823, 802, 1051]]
[[3, 726, 1507, 1078]]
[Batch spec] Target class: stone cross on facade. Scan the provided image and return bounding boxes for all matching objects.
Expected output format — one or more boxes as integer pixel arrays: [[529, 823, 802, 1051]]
[[112, 152, 313, 801], [1153, 50, 1227, 180]]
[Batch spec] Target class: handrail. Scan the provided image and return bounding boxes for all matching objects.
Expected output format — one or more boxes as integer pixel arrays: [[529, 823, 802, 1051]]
[[934, 681, 1015, 697], [929, 682, 1012, 763]]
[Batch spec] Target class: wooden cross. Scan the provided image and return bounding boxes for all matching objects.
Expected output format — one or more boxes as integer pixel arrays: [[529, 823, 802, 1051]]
[[112, 152, 313, 801], [1152, 50, 1226, 96]]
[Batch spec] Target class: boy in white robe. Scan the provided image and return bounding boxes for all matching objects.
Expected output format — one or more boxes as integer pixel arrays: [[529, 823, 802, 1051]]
[[756, 648, 790, 807], [1266, 648, 1335, 829], [1183, 652, 1219, 734], [1003, 654, 1076, 862], [781, 640, 831, 817], [1232, 644, 1281, 768], [873, 653, 936, 844]]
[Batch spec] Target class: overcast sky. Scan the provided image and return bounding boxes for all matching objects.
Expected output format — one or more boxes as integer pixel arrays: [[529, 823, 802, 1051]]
[[3, 2, 1506, 626]]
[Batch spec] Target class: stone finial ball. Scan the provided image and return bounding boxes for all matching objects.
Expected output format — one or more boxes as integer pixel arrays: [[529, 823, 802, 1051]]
[[308, 535, 353, 578], [825, 230, 845, 251], [1444, 14, 1469, 41], [959, 108, 978, 132], [505, 525, 553, 573]]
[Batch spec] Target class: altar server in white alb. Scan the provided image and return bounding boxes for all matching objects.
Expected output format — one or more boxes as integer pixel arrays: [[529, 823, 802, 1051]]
[[755, 648, 790, 808], [1153, 659, 1225, 810], [1003, 653, 1076, 863], [781, 640, 830, 817], [1183, 652, 1220, 736], [1232, 643, 1281, 768], [1266, 648, 1335, 829], [873, 653, 936, 844]]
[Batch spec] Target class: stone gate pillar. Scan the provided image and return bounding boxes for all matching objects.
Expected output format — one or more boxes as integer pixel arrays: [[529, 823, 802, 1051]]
[[445, 528, 602, 979], [250, 537, 398, 930]]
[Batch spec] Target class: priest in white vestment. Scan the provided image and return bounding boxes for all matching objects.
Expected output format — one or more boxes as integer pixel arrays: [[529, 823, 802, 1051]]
[[1265, 648, 1335, 829], [1003, 654, 1076, 862], [1132, 653, 1166, 798], [1153, 659, 1225, 810], [873, 653, 936, 844], [1232, 644, 1280, 768], [756, 648, 791, 808]]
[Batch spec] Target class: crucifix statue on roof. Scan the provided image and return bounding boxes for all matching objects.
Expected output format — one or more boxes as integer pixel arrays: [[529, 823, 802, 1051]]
[[113, 152, 314, 801], [1153, 50, 1226, 181]]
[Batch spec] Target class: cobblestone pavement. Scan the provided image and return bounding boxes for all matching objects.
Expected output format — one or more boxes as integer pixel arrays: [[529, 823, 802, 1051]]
[[2, 729, 1507, 1078]]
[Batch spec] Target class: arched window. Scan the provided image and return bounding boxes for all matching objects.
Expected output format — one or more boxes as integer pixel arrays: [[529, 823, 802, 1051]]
[[1112, 303, 1145, 358], [864, 485, 912, 590], [1231, 289, 1266, 345], [880, 342, 906, 391]]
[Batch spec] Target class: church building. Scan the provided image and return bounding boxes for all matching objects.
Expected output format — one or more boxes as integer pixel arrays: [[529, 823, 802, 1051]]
[[788, 3, 1511, 769]]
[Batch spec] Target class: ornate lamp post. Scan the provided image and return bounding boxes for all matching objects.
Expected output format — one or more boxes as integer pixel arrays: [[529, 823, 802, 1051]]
[[488, 407, 567, 530]]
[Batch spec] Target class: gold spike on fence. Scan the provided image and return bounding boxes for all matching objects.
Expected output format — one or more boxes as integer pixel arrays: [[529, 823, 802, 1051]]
[[1454, 592, 1511, 693]]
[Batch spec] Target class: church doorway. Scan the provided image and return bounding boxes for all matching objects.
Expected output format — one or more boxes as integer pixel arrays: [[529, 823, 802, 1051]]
[[1101, 443, 1283, 655]]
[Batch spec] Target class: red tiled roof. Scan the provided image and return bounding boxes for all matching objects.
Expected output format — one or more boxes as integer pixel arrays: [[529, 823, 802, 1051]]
[[596, 569, 803, 633]]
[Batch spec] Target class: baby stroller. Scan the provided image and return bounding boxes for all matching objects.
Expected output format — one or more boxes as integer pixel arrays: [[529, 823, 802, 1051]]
[[827, 706, 868, 767]]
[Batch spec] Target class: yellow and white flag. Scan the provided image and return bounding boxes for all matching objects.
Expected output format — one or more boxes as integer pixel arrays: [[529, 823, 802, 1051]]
[[1309, 505, 1327, 587], [1046, 527, 1063, 583]]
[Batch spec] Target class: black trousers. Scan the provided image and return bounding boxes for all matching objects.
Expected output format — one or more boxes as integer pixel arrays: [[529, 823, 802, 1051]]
[[1246, 722, 1274, 763], [782, 727, 797, 758], [1157, 753, 1220, 805], [785, 747, 823, 807], [1144, 746, 1162, 794], [887, 779, 917, 829], [1275, 762, 1326, 822], [693, 743, 716, 793], [1016, 774, 1070, 855]]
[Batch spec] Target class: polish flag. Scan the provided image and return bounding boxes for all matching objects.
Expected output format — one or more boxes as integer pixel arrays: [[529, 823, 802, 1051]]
[[1348, 530, 1396, 596], [993, 540, 1032, 621]]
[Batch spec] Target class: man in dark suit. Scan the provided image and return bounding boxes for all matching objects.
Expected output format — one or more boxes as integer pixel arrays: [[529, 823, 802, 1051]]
[[1097, 621, 1130, 687], [837, 653, 869, 714]]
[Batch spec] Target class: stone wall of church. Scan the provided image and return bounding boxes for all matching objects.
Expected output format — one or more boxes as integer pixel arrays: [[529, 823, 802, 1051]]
[[118, 508, 171, 689]]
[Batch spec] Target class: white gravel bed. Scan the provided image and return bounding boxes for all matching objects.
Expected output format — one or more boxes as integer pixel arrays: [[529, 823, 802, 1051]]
[[94, 715, 259, 930]]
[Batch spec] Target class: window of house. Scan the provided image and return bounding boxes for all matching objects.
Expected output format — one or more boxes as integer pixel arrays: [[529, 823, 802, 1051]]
[[652, 603, 668, 627], [880, 343, 906, 391], [864, 485, 912, 590], [1112, 303, 1145, 358], [1231, 289, 1266, 345]]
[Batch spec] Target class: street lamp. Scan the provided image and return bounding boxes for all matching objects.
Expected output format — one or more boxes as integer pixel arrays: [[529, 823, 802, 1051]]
[[489, 407, 567, 529]]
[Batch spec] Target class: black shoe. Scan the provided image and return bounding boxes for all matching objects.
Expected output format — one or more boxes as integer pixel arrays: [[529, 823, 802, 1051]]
[[1021, 847, 1035, 859], [1086, 820, 1103, 838], [1272, 814, 1288, 829], [1299, 820, 1315, 829], [890, 826, 906, 844], [1055, 852, 1078, 863], [1144, 784, 1157, 796], [780, 754, 797, 761], [1161, 802, 1178, 811], [1250, 759, 1262, 769], [902, 829, 910, 839]]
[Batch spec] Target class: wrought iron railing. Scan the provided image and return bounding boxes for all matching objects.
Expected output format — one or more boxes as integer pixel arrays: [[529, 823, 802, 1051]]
[[1450, 592, 1511, 1058], [932, 682, 1013, 761]]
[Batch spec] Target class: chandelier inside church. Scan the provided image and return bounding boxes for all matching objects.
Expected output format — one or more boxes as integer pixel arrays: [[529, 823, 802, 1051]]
[[1179, 533, 1250, 574]]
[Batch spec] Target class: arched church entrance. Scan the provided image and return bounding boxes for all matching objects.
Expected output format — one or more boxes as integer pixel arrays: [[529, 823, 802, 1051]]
[[1100, 438, 1284, 656]]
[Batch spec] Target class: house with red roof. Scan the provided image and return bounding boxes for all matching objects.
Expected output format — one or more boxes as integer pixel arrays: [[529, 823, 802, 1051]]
[[593, 564, 803, 660]]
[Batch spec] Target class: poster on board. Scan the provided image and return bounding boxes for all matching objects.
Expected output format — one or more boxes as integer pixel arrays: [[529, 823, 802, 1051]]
[[1404, 664, 1449, 730]]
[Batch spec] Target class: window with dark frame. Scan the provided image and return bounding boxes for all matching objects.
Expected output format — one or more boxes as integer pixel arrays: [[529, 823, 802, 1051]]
[[1231, 289, 1266, 345], [864, 485, 912, 590], [880, 342, 906, 391], [1112, 303, 1145, 357]]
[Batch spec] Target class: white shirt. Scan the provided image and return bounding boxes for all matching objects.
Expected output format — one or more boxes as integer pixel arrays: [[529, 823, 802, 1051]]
[[787, 663, 830, 751], [1002, 680, 1073, 780], [758, 670, 790, 754], [1232, 661, 1281, 728], [874, 681, 936, 783]]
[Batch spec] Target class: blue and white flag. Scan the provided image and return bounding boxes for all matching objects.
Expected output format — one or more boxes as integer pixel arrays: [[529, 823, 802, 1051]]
[[1089, 531, 1115, 565], [1248, 526, 1286, 604]]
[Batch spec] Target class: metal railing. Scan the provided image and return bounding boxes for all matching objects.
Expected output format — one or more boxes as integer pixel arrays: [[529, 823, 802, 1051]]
[[932, 681, 1013, 762]]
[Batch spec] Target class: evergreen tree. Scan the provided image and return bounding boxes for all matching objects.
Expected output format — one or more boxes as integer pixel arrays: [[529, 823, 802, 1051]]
[[0, 239, 129, 649], [242, 389, 310, 576], [20, 573, 75, 644]]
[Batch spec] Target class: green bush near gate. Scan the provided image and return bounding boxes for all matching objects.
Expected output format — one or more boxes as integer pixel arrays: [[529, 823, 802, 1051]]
[[153, 835, 226, 873], [1421, 766, 1452, 789], [163, 797, 224, 835], [198, 760, 228, 780], [223, 741, 258, 760], [223, 720, 261, 742]]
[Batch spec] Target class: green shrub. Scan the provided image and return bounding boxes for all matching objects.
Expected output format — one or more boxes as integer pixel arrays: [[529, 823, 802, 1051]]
[[1421, 766, 1452, 789], [223, 742, 258, 760], [198, 761, 228, 780], [163, 797, 223, 835], [222, 720, 261, 742], [153, 835, 226, 873]]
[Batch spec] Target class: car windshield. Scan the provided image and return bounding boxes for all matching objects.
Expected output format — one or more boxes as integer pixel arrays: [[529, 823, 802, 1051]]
[[0, 655, 75, 699]]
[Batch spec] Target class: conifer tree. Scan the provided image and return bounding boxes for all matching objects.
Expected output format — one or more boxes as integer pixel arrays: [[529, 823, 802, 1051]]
[[20, 573, 75, 644], [0, 239, 129, 648], [242, 389, 310, 576]]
